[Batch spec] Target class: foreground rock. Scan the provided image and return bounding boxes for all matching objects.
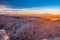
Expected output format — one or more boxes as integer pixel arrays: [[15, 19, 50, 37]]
[[0, 29, 10, 40]]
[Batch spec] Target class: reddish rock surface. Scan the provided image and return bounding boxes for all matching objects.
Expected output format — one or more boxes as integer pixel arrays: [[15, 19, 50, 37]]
[[0, 15, 60, 40]]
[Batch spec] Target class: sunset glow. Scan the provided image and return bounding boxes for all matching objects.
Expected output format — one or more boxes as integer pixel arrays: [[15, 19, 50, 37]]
[[0, 0, 60, 22]]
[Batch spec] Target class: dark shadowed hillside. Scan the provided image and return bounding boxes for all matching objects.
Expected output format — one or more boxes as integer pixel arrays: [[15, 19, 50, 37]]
[[0, 15, 60, 40]]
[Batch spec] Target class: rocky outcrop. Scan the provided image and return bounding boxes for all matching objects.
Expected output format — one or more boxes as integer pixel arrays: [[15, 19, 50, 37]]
[[0, 29, 10, 40]]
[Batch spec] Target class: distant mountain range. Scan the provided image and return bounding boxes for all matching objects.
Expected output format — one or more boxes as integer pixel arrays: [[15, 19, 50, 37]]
[[0, 13, 60, 21]]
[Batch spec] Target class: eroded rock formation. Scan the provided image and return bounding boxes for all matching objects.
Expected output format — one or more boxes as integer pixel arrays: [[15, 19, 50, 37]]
[[0, 15, 60, 40], [0, 29, 10, 40]]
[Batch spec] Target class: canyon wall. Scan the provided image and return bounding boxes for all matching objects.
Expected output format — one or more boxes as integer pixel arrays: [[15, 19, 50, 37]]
[[0, 15, 60, 40]]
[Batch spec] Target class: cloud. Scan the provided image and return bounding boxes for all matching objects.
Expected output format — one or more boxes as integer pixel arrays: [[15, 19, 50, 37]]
[[0, 5, 60, 14]]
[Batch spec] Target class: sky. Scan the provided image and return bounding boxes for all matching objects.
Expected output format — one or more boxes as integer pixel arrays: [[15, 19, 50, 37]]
[[0, 0, 60, 14]]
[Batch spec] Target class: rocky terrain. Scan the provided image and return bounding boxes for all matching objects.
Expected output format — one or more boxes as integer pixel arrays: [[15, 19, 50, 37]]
[[0, 29, 10, 40], [0, 15, 60, 40]]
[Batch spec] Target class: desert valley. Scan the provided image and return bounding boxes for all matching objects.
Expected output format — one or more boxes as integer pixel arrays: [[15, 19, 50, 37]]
[[0, 13, 60, 40]]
